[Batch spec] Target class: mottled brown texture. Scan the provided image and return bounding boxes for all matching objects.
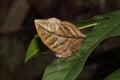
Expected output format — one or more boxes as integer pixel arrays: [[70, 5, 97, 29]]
[[35, 18, 86, 58]]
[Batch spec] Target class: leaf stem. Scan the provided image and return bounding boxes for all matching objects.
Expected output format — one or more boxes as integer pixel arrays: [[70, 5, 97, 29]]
[[78, 23, 97, 30]]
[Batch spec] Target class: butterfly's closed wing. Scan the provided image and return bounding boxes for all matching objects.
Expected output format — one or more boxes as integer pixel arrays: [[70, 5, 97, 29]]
[[35, 18, 86, 58]]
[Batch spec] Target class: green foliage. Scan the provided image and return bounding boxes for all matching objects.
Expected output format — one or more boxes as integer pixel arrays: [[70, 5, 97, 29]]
[[25, 35, 47, 62], [25, 35, 40, 62], [104, 68, 120, 80], [25, 10, 120, 80]]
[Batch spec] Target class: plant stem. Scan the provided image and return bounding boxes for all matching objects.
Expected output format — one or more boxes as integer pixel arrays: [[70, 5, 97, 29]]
[[78, 23, 97, 30]]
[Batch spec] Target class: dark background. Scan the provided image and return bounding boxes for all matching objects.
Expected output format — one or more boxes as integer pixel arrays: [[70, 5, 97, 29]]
[[0, 0, 120, 80]]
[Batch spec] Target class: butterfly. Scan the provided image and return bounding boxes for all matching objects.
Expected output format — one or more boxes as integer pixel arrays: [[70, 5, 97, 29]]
[[34, 18, 86, 58]]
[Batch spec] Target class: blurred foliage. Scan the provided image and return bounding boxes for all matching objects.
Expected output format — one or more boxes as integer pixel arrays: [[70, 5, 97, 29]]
[[104, 68, 120, 80]]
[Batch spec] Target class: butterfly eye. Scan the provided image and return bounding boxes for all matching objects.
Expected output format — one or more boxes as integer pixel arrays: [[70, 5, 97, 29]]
[[35, 18, 86, 58]]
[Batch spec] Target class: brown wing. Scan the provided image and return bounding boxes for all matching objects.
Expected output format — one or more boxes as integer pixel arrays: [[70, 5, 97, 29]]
[[35, 18, 86, 58]]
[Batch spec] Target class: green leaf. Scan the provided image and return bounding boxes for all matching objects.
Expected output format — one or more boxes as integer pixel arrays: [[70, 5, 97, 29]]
[[76, 16, 105, 29], [25, 35, 41, 62], [104, 68, 120, 80], [103, 10, 120, 19], [25, 35, 46, 62], [77, 10, 120, 30], [42, 14, 120, 80], [64, 18, 120, 80]]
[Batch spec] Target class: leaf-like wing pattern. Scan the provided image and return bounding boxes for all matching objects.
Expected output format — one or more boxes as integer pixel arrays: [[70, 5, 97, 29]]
[[35, 18, 86, 58]]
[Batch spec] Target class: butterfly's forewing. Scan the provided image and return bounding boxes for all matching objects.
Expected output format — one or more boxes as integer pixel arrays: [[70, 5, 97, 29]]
[[35, 18, 86, 58]]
